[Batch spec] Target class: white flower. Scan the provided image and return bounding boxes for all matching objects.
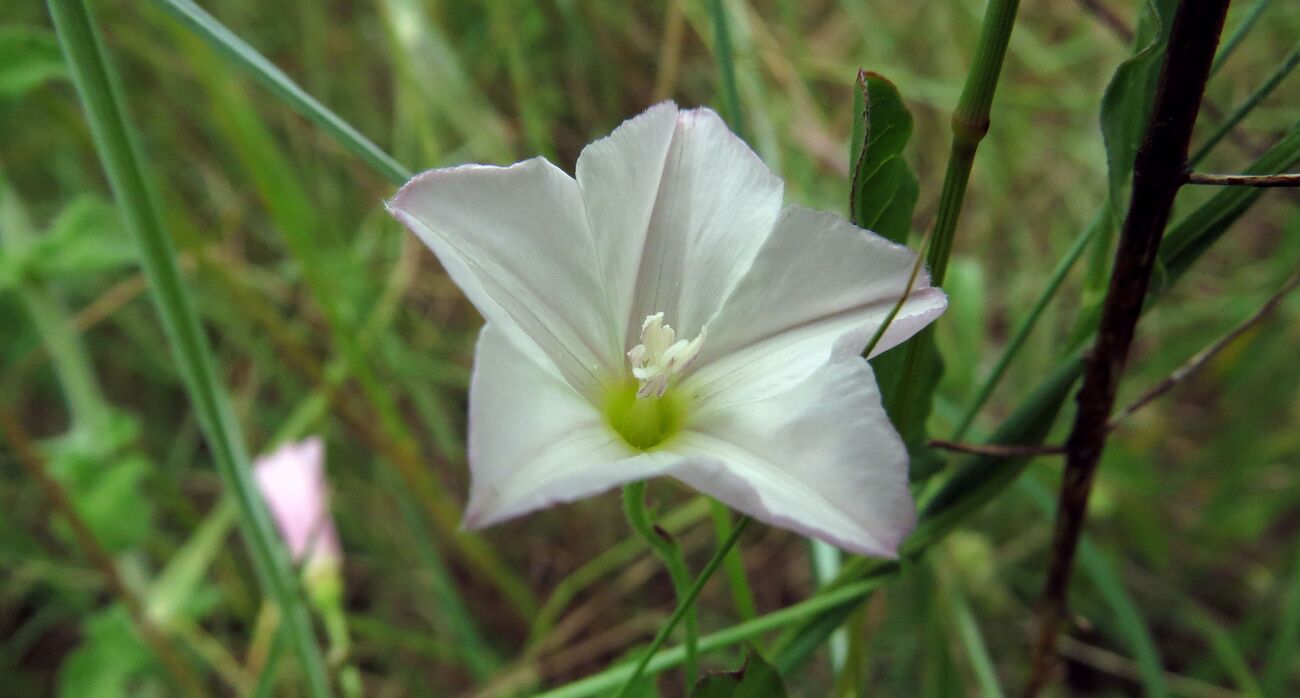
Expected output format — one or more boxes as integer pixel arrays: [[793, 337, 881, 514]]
[[253, 436, 341, 573], [387, 103, 947, 557]]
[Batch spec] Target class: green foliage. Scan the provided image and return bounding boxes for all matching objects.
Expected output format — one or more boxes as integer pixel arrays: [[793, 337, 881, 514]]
[[691, 650, 787, 698], [4, 0, 1298, 695], [0, 26, 65, 99], [849, 70, 919, 244], [56, 607, 156, 698], [0, 196, 131, 290], [45, 413, 153, 553]]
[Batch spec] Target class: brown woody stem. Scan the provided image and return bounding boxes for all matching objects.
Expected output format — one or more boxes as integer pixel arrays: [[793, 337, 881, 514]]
[[1025, 1, 1233, 694]]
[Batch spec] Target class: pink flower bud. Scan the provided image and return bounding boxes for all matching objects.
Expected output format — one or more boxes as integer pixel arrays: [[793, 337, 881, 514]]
[[253, 437, 340, 571]]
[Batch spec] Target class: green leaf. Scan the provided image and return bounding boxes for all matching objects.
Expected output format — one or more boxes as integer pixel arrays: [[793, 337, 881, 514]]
[[849, 69, 919, 244], [57, 607, 155, 698], [27, 196, 134, 281], [44, 412, 153, 553], [691, 650, 787, 698], [1098, 0, 1177, 229], [0, 26, 66, 99], [848, 71, 937, 477]]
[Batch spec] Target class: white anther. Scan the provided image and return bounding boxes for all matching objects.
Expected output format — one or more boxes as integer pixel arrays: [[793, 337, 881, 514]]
[[627, 313, 706, 398]]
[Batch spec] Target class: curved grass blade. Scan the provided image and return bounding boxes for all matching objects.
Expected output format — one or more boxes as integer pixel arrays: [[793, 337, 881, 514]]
[[149, 0, 409, 184]]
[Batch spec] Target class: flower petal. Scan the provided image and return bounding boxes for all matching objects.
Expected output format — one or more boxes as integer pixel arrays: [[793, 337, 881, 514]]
[[685, 206, 946, 409], [253, 436, 340, 564], [388, 159, 618, 400], [575, 102, 680, 349], [464, 324, 681, 528], [671, 357, 915, 557], [579, 106, 783, 345]]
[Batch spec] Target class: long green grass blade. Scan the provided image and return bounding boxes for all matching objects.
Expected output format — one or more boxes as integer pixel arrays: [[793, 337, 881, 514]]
[[44, 0, 331, 693], [149, 0, 410, 184], [934, 555, 1005, 698], [708, 0, 744, 140], [1190, 43, 1300, 165], [951, 207, 1106, 440]]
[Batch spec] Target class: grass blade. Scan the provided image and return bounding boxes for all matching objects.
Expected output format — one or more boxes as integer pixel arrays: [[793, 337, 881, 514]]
[[44, 0, 331, 693], [149, 0, 409, 184], [1262, 537, 1300, 696]]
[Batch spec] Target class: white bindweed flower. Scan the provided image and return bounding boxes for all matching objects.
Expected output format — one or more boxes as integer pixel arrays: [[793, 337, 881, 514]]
[[253, 436, 341, 574], [388, 103, 947, 557]]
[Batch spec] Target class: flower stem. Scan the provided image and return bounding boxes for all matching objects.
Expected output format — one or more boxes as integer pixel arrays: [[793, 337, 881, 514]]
[[545, 557, 882, 698], [44, 0, 331, 693], [622, 482, 698, 686], [927, 0, 1021, 286], [884, 0, 1020, 432], [613, 510, 751, 698]]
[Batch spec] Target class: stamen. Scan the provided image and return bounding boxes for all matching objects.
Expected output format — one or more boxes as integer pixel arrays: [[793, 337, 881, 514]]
[[627, 312, 706, 398]]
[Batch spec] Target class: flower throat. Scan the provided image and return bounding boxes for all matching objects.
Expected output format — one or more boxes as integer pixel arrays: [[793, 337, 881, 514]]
[[605, 313, 704, 449]]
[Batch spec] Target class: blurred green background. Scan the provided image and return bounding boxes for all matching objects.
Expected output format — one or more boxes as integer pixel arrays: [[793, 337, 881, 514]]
[[1, 0, 1298, 695]]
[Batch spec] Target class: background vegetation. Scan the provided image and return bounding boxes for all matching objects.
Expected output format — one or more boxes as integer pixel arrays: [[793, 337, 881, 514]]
[[1, 0, 1297, 695]]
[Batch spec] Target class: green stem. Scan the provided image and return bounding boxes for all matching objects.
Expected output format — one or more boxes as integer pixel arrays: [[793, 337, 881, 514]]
[[527, 498, 711, 652], [1190, 42, 1299, 166], [884, 0, 1020, 428], [613, 514, 751, 698], [622, 482, 698, 686], [44, 0, 331, 694], [950, 205, 1108, 441], [709, 500, 759, 626], [548, 560, 883, 698], [929, 0, 1021, 285]]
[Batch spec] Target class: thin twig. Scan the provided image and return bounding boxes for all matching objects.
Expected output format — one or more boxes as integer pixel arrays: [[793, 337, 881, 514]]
[[1025, 2, 1233, 695], [0, 409, 207, 697], [1185, 172, 1300, 187], [928, 439, 1065, 458], [1110, 270, 1300, 429]]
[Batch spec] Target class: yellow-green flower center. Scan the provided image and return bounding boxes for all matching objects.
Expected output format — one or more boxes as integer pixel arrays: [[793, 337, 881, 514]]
[[603, 380, 687, 450]]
